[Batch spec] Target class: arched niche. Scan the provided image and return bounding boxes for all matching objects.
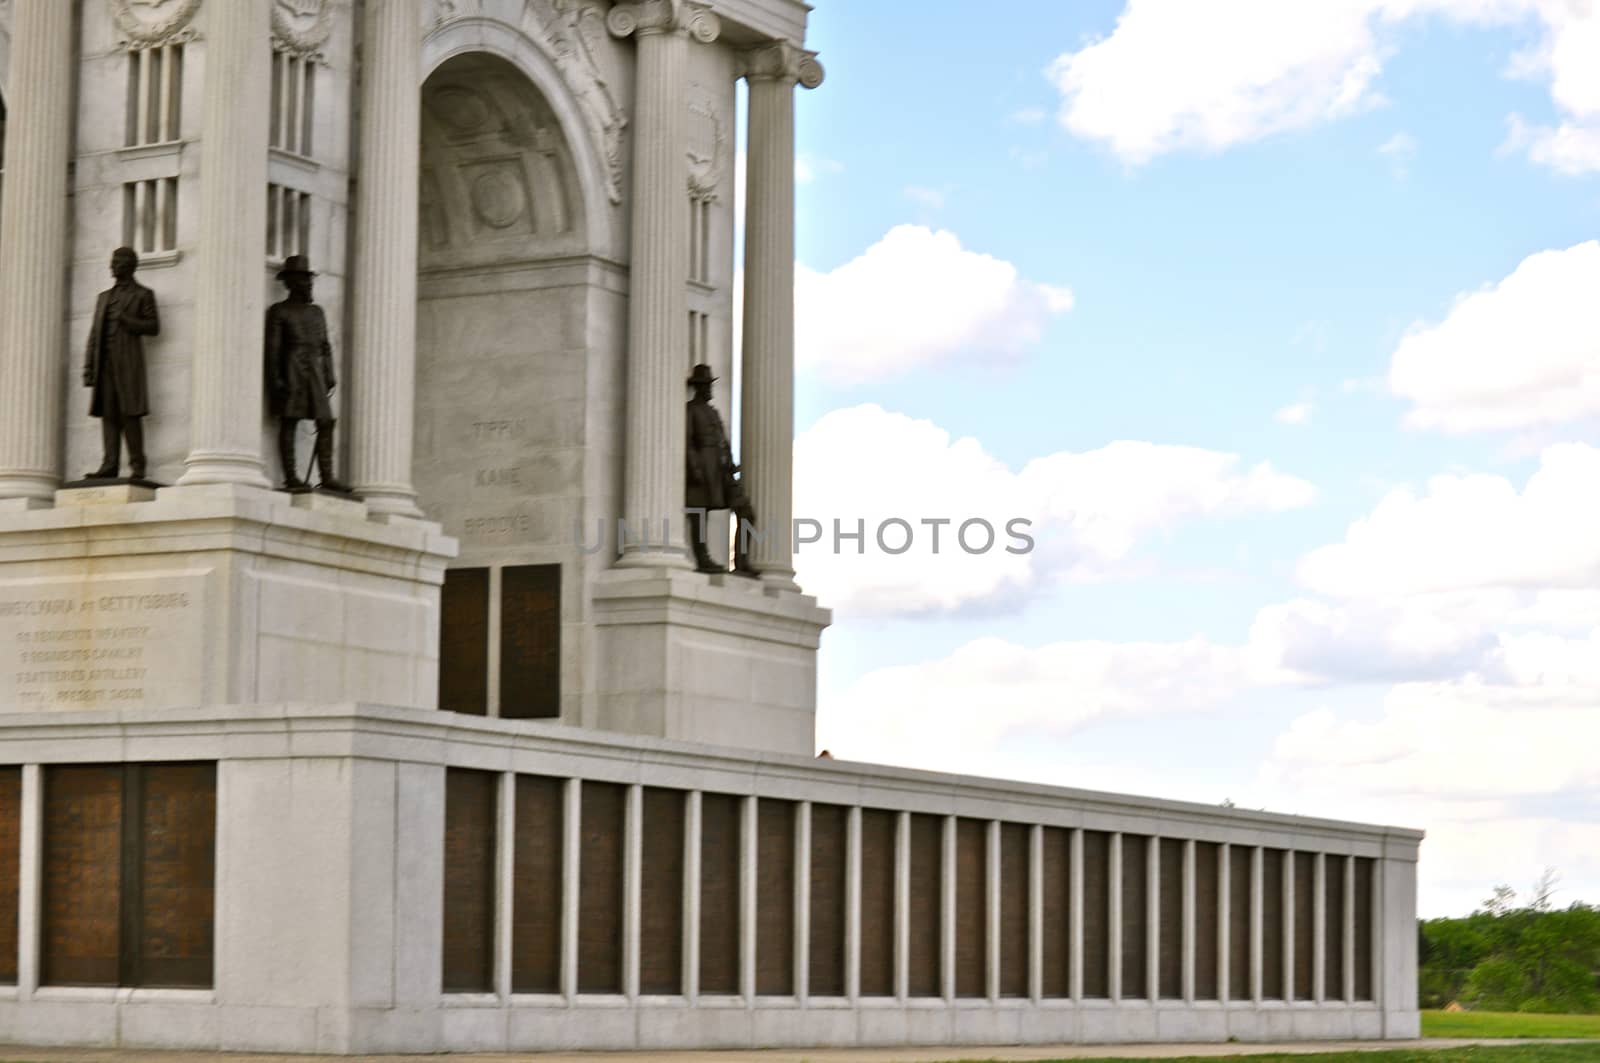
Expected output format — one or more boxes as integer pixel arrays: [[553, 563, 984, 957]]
[[419, 51, 587, 269], [414, 47, 626, 726]]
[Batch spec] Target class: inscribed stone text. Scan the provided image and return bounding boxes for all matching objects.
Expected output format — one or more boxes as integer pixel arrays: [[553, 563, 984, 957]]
[[0, 582, 202, 711]]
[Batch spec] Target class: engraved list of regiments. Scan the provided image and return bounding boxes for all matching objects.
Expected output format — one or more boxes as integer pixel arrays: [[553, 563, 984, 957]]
[[0, 573, 208, 712]]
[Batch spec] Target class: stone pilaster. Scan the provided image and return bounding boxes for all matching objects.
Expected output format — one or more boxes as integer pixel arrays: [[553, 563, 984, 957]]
[[608, 0, 720, 567], [179, 0, 273, 487], [0, 0, 75, 504], [740, 42, 822, 590], [349, 0, 424, 518]]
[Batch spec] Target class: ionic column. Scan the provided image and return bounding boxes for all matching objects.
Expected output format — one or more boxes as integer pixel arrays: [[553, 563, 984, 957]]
[[349, 0, 424, 517], [0, 0, 75, 502], [608, 1, 720, 567], [740, 42, 822, 590], [180, 0, 273, 487]]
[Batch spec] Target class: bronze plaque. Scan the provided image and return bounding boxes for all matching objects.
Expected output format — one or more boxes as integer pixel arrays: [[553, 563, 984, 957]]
[[1195, 841, 1220, 1000], [857, 809, 896, 997], [1229, 845, 1252, 999], [954, 818, 985, 998], [755, 799, 795, 996], [1159, 837, 1183, 999], [442, 768, 496, 992], [134, 763, 216, 988], [640, 787, 685, 994], [499, 564, 560, 720], [1040, 826, 1071, 998], [999, 822, 1028, 998], [578, 781, 624, 994], [0, 768, 20, 984], [807, 803, 847, 997], [1082, 830, 1111, 997], [42, 765, 124, 986], [1294, 851, 1315, 999], [698, 793, 741, 994], [1121, 834, 1148, 998], [438, 567, 489, 715], [512, 774, 563, 993], [1262, 847, 1286, 999], [1325, 854, 1346, 995]]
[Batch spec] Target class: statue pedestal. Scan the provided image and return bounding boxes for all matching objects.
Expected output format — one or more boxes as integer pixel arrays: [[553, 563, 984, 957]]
[[0, 483, 456, 713], [590, 566, 830, 756]]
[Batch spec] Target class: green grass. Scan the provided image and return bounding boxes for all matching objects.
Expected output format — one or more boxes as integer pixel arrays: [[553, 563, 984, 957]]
[[946, 1048, 1599, 1062], [1423, 1010, 1600, 1039]]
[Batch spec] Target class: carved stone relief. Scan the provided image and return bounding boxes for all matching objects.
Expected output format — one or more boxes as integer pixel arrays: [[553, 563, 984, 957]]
[[522, 0, 627, 204], [419, 55, 583, 264], [686, 86, 724, 201], [272, 0, 333, 58], [109, 0, 202, 48]]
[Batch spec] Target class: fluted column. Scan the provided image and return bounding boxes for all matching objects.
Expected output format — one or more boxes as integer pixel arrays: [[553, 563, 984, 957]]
[[608, 0, 720, 567], [349, 0, 423, 517], [0, 0, 75, 503], [179, 0, 273, 487], [740, 42, 822, 590]]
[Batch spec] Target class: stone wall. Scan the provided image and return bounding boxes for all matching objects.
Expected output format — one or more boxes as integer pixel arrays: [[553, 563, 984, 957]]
[[0, 703, 1421, 1053]]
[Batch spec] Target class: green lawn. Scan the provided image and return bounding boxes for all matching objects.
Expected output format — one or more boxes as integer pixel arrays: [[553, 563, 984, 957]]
[[1423, 1009, 1600, 1039], [949, 1048, 1598, 1062]]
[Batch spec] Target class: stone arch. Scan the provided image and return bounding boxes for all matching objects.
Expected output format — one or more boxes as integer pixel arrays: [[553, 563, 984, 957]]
[[421, 16, 619, 259], [419, 51, 587, 268]]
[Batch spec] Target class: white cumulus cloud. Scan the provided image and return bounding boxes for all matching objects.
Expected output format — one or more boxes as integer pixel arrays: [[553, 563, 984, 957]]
[[795, 226, 1073, 386], [1297, 443, 1600, 598], [1048, 0, 1600, 170], [820, 635, 1248, 770], [1390, 242, 1600, 433], [793, 404, 1315, 615]]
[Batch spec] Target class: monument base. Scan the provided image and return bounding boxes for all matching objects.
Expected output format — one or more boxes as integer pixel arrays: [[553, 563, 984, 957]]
[[0, 482, 456, 712], [0, 702, 1421, 1055], [590, 566, 831, 756]]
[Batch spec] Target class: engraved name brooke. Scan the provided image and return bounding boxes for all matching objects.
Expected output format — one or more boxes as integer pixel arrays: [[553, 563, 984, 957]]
[[2, 592, 193, 709]]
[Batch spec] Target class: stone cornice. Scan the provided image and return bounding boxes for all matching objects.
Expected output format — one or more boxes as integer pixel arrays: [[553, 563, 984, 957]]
[[0, 700, 1424, 855], [606, 0, 720, 44], [740, 39, 823, 89]]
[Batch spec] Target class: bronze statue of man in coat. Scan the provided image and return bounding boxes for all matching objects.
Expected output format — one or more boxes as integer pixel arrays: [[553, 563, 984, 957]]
[[685, 363, 757, 576], [265, 255, 350, 493], [83, 246, 160, 480]]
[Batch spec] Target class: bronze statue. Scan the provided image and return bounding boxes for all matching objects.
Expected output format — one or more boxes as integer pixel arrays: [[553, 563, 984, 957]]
[[265, 255, 350, 493], [83, 246, 159, 481], [685, 363, 757, 576]]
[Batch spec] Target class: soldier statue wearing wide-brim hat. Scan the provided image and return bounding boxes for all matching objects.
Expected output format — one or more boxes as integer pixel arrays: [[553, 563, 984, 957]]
[[265, 255, 351, 493], [685, 363, 758, 576]]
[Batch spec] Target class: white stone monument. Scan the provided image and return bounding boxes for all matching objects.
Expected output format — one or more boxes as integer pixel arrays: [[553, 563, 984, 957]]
[[0, 0, 1420, 1054]]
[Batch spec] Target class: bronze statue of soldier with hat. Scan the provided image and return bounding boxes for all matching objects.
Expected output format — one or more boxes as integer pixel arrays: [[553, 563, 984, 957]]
[[685, 363, 758, 576], [265, 255, 350, 493]]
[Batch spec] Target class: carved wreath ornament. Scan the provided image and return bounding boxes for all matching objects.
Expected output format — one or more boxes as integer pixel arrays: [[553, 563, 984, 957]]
[[109, 0, 202, 47], [272, 0, 334, 57]]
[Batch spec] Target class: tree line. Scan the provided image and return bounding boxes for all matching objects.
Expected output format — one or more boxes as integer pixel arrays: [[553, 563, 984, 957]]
[[1420, 871, 1600, 1013]]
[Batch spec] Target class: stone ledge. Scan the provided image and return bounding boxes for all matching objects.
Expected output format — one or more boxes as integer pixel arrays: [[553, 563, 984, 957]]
[[0, 701, 1424, 853], [0, 481, 457, 579], [590, 565, 831, 647]]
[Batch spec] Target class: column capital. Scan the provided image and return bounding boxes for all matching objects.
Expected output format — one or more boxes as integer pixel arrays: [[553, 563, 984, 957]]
[[740, 40, 824, 89], [606, 0, 720, 44]]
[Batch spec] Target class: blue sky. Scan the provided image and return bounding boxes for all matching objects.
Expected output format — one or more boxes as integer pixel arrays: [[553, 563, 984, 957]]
[[776, 0, 1600, 918]]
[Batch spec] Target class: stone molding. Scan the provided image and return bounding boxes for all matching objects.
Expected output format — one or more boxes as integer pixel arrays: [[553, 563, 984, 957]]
[[741, 38, 823, 88], [108, 0, 202, 48], [0, 700, 1423, 855]]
